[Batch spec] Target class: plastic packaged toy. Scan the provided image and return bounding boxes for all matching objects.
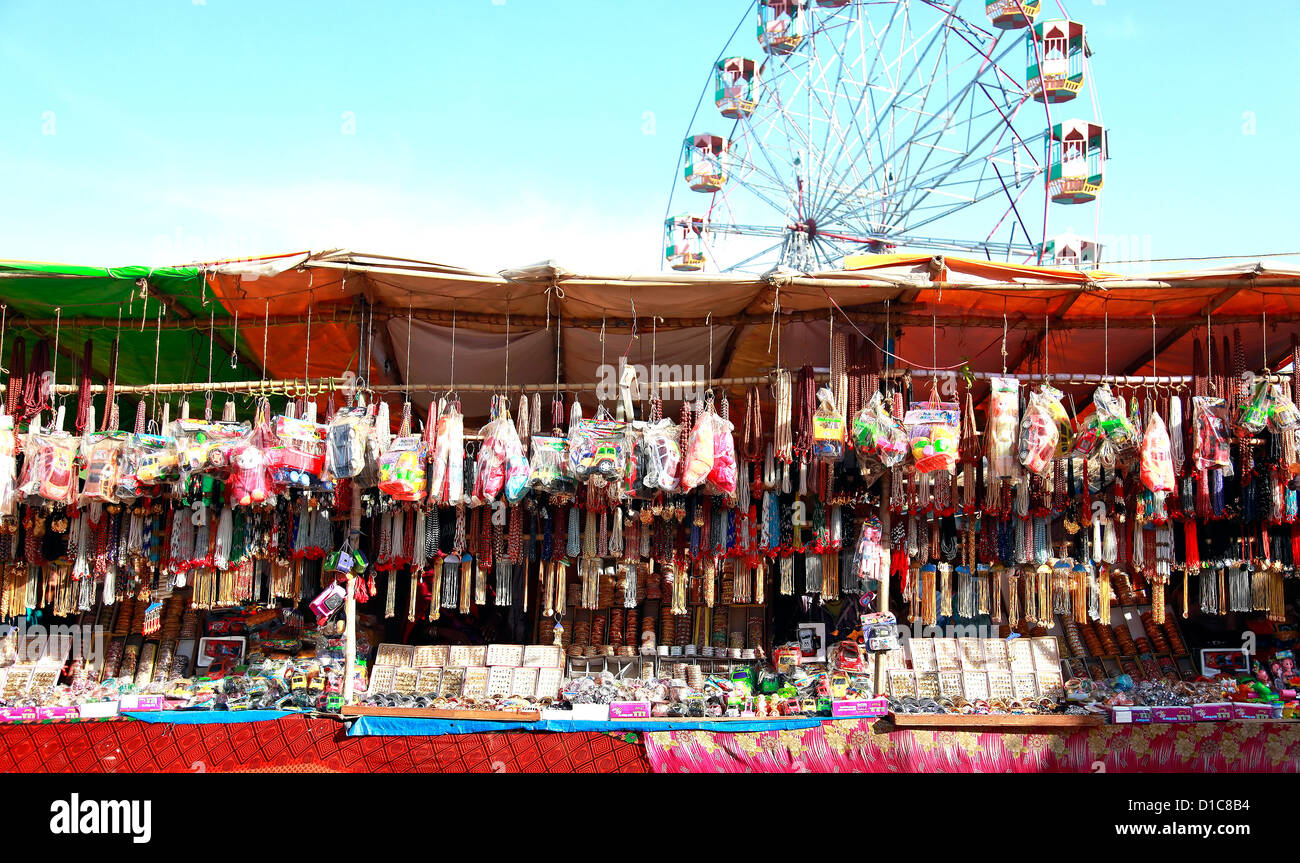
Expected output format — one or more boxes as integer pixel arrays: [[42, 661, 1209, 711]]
[[0, 416, 15, 518], [641, 419, 682, 491], [80, 433, 125, 504], [475, 414, 531, 503], [172, 419, 249, 475], [229, 444, 269, 506], [1268, 383, 1300, 432], [1192, 396, 1233, 475], [116, 434, 179, 498], [18, 432, 79, 504], [1140, 410, 1175, 494], [428, 399, 464, 506], [850, 392, 907, 468], [326, 409, 370, 480], [811, 387, 845, 462], [681, 409, 716, 491], [377, 434, 427, 502], [986, 376, 1020, 477], [705, 412, 738, 495], [529, 435, 573, 492], [567, 417, 626, 482], [903, 401, 960, 474], [1237, 377, 1272, 434], [1018, 387, 1062, 476], [1091, 383, 1137, 447], [265, 416, 327, 490]]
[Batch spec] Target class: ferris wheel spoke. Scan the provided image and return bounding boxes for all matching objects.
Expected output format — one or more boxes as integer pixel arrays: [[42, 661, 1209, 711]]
[[814, 30, 1023, 230]]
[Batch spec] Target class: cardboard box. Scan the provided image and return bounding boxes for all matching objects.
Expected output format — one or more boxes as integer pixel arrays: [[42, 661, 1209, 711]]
[[609, 701, 651, 720], [1151, 705, 1193, 723], [1232, 702, 1279, 720], [1191, 702, 1232, 722], [569, 704, 610, 721], [119, 694, 164, 712], [831, 697, 888, 719], [0, 706, 37, 723], [77, 701, 121, 720], [1110, 705, 1152, 724], [36, 706, 79, 722]]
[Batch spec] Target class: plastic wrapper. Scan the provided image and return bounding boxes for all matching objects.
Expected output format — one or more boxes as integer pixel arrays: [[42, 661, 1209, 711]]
[[811, 387, 845, 462], [266, 416, 327, 491], [849, 392, 907, 468], [377, 434, 427, 502], [528, 435, 572, 492], [1069, 413, 1103, 460], [80, 433, 125, 504], [1091, 383, 1137, 447], [0, 416, 16, 518], [1192, 395, 1232, 475], [640, 419, 682, 492], [1139, 411, 1176, 494], [986, 376, 1019, 477], [172, 420, 249, 475], [680, 410, 716, 491], [1018, 388, 1062, 476], [903, 401, 960, 474], [116, 434, 179, 498], [705, 413, 738, 496], [475, 415, 531, 503], [229, 443, 270, 506], [623, 430, 654, 499], [1267, 383, 1300, 432], [18, 432, 80, 504], [850, 518, 888, 584], [326, 409, 370, 479], [1236, 377, 1271, 433], [428, 401, 464, 505], [567, 417, 626, 482]]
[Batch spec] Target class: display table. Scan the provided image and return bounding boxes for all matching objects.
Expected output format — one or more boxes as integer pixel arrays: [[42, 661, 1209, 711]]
[[1, 715, 1297, 773]]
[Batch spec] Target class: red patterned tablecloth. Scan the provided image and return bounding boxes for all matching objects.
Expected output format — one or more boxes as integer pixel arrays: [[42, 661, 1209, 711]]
[[3, 717, 1297, 773], [643, 719, 1300, 773], [0, 717, 651, 773]]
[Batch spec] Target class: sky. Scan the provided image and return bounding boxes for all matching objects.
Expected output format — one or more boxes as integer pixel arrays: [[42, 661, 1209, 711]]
[[1, 0, 1298, 275]]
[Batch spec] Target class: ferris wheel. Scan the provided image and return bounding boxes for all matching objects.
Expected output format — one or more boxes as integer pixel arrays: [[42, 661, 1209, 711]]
[[663, 0, 1107, 274]]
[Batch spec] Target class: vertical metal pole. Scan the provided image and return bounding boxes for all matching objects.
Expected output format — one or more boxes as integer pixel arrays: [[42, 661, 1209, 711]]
[[874, 473, 891, 696]]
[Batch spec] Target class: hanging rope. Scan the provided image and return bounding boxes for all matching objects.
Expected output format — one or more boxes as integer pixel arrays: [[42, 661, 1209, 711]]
[[101, 312, 121, 431]]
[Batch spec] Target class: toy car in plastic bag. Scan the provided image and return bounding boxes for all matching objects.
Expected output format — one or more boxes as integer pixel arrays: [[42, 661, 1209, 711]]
[[568, 417, 626, 482]]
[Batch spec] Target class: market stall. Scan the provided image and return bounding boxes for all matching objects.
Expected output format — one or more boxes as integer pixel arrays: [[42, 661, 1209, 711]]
[[0, 250, 1298, 773]]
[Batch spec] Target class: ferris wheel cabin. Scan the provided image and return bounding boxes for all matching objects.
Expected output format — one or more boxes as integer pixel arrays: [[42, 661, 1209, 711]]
[[1047, 120, 1105, 204], [665, 215, 707, 272], [986, 0, 1040, 30], [683, 134, 730, 193], [757, 0, 808, 56], [1026, 19, 1086, 103], [715, 58, 758, 120], [1042, 233, 1102, 269]]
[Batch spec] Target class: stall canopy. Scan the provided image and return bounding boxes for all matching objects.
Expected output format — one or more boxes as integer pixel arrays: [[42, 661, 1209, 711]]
[[1, 250, 1298, 423]]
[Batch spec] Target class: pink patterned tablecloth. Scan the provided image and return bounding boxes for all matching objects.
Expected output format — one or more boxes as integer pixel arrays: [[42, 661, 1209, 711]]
[[643, 719, 1300, 773]]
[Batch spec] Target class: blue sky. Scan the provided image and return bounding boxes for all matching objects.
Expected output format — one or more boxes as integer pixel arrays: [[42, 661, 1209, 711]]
[[0, 0, 1297, 274]]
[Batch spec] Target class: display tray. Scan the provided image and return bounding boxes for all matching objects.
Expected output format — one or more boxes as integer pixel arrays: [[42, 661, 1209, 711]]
[[340, 706, 541, 722], [886, 712, 1105, 730]]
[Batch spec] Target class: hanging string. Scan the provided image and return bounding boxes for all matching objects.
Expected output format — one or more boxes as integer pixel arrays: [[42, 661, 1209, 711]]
[[1261, 295, 1269, 370], [405, 299, 413, 406], [0, 304, 7, 382], [50, 307, 62, 413], [1103, 301, 1109, 376], [504, 296, 511, 393], [1001, 299, 1008, 375], [229, 308, 240, 369], [150, 303, 163, 424], [261, 299, 270, 382], [450, 308, 457, 395], [207, 305, 216, 390], [303, 292, 314, 384], [1151, 309, 1158, 377]]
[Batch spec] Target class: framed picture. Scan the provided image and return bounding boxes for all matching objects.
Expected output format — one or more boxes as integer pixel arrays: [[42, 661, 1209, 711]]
[[1200, 647, 1250, 678], [796, 622, 827, 663]]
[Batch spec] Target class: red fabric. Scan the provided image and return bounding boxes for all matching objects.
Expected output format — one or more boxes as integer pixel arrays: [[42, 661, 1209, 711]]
[[0, 718, 651, 774], [643, 719, 1300, 774]]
